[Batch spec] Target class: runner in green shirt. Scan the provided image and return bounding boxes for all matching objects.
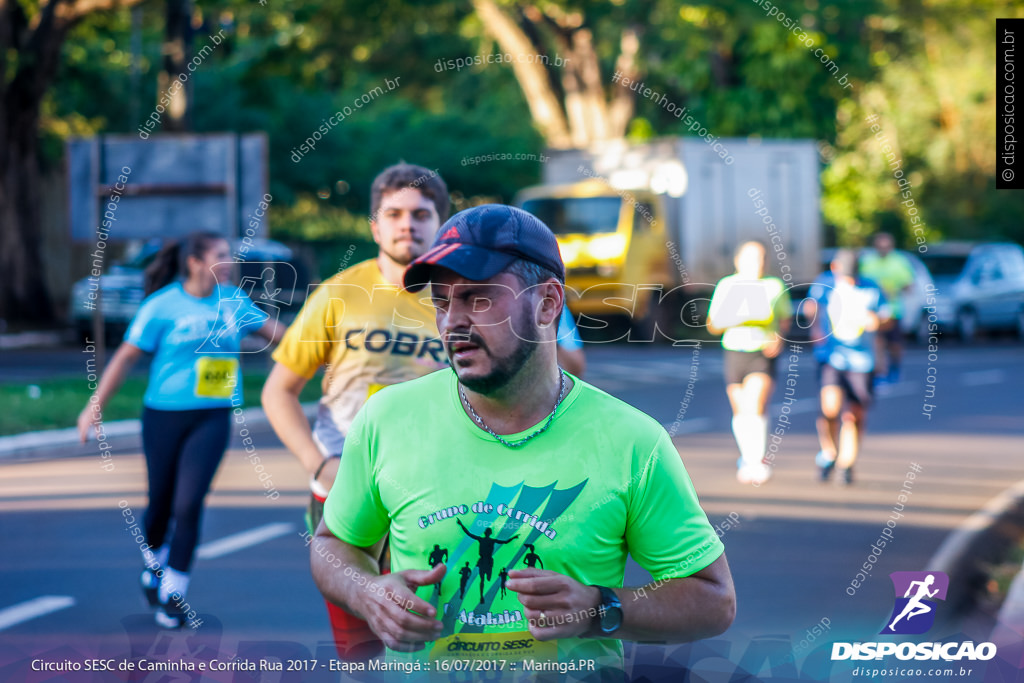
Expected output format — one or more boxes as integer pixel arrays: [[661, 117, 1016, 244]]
[[859, 232, 916, 384], [311, 204, 735, 676]]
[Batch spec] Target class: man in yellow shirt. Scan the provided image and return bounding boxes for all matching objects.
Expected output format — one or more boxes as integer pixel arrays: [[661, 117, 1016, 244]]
[[261, 163, 449, 658]]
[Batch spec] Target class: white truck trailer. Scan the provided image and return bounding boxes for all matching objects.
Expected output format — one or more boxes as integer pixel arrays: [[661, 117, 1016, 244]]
[[515, 137, 821, 339]]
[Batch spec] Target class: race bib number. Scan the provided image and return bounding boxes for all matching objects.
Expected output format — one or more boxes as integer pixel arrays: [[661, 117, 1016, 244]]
[[195, 357, 239, 398], [429, 632, 558, 663]]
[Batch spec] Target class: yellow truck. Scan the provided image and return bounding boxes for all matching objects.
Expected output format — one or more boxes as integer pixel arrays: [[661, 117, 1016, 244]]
[[515, 138, 821, 341]]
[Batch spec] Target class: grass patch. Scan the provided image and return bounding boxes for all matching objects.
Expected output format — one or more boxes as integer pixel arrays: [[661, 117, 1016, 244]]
[[0, 371, 321, 436], [985, 539, 1024, 608]]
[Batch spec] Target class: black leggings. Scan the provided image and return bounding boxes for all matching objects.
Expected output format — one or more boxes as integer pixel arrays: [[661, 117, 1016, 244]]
[[141, 407, 231, 572]]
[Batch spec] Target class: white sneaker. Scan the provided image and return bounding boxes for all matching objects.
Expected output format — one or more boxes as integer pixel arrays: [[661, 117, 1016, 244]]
[[748, 463, 773, 485], [155, 598, 185, 629]]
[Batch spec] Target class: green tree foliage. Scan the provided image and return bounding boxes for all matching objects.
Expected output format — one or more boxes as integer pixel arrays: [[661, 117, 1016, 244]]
[[45, 0, 1023, 274], [625, 1, 875, 141], [823, 0, 1024, 247]]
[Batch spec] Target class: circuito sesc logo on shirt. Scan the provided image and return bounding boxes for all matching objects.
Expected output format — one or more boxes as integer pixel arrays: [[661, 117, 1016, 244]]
[[881, 571, 949, 635]]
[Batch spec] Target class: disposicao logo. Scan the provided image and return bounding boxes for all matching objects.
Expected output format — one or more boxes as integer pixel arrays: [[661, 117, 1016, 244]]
[[831, 570, 997, 662]]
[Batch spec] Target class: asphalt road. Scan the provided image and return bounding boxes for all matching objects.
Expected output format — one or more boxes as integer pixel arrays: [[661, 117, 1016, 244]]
[[1, 340, 1022, 682]]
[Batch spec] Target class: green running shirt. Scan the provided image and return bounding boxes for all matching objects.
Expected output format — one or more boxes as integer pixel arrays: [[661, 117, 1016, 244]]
[[860, 252, 915, 319], [323, 368, 724, 669]]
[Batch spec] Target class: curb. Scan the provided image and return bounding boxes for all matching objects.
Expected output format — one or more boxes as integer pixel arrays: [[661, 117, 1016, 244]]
[[0, 331, 68, 350], [927, 478, 1024, 628], [0, 402, 319, 461]]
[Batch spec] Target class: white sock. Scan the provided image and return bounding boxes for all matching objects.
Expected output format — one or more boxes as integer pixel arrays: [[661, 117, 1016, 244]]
[[731, 416, 746, 464], [750, 415, 768, 467], [732, 416, 753, 466], [733, 415, 766, 467], [155, 544, 169, 569], [159, 567, 190, 604]]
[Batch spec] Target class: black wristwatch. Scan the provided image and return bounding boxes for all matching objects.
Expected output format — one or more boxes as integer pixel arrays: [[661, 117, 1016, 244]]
[[590, 585, 623, 636]]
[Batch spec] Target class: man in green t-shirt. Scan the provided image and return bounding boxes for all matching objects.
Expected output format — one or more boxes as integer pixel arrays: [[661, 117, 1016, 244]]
[[860, 232, 916, 383], [310, 204, 735, 673]]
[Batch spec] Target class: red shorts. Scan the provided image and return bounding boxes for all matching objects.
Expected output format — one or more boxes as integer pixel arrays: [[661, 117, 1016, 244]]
[[311, 482, 389, 661], [324, 587, 385, 660]]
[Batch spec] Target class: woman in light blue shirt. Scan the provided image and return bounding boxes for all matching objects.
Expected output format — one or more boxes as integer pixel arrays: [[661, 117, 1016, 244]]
[[77, 231, 284, 629]]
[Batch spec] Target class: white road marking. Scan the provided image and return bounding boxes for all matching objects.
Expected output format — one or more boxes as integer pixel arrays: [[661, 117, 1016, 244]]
[[874, 381, 918, 397], [196, 522, 296, 560], [0, 596, 75, 631], [961, 370, 1006, 386]]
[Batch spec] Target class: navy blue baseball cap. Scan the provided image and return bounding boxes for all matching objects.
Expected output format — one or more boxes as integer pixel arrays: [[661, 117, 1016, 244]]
[[403, 204, 565, 292]]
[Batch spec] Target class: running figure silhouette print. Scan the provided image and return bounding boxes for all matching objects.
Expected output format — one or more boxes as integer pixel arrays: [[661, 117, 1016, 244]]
[[882, 571, 949, 635]]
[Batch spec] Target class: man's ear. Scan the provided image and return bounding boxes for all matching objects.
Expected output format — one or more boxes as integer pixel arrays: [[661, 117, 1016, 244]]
[[535, 279, 564, 328]]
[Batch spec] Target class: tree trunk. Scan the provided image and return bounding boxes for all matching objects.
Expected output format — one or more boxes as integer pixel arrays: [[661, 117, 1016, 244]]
[[159, 0, 191, 130], [472, 0, 572, 148], [472, 0, 638, 149], [0, 113, 54, 323], [0, 0, 68, 323], [0, 0, 146, 324]]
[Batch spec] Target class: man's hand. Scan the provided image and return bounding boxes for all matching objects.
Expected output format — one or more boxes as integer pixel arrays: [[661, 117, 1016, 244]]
[[355, 563, 446, 652], [76, 405, 100, 443], [506, 568, 601, 641], [763, 336, 784, 359]]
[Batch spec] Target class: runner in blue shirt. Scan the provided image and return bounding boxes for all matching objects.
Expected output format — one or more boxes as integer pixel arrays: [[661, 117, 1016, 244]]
[[77, 231, 284, 628], [805, 249, 889, 485], [555, 304, 586, 378]]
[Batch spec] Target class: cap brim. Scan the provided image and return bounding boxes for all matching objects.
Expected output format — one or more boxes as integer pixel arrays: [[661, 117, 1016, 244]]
[[403, 243, 518, 292]]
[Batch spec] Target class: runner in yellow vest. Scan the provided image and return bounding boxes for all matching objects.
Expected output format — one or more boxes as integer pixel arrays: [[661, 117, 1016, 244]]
[[707, 242, 792, 485]]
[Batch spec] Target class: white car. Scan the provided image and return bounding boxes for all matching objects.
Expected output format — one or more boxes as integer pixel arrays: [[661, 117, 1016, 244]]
[[70, 238, 311, 344], [920, 242, 1024, 341]]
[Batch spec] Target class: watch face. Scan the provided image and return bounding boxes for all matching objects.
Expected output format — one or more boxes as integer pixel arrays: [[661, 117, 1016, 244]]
[[601, 606, 623, 633]]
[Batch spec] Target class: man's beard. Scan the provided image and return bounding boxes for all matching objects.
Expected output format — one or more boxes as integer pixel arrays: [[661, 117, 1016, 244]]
[[380, 239, 422, 267], [452, 305, 540, 396]]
